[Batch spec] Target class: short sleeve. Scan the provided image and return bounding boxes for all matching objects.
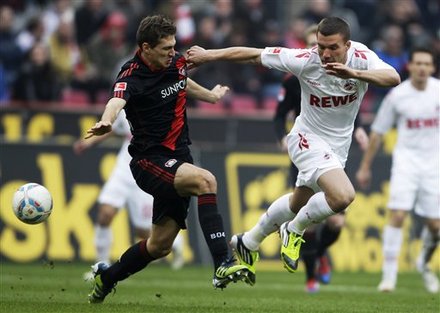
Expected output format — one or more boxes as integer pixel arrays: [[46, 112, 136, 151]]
[[112, 110, 131, 136], [371, 90, 397, 134], [261, 47, 309, 76], [112, 74, 140, 102]]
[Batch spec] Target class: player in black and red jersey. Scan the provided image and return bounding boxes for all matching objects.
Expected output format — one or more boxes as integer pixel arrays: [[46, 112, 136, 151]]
[[85, 15, 250, 304]]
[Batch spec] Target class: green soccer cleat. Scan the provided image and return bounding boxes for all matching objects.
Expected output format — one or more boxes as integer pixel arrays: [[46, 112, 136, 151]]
[[87, 262, 116, 303], [279, 222, 305, 273], [212, 258, 251, 289], [230, 234, 259, 286]]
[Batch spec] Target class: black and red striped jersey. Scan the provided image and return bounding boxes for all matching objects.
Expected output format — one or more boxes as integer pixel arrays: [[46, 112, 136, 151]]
[[112, 49, 190, 157]]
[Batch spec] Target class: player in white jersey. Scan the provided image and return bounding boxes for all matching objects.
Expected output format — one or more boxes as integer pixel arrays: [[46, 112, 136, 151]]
[[187, 17, 400, 281], [74, 110, 184, 270], [356, 47, 439, 293]]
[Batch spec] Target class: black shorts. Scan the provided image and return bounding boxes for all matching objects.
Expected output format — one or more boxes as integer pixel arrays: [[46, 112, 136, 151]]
[[130, 153, 193, 229]]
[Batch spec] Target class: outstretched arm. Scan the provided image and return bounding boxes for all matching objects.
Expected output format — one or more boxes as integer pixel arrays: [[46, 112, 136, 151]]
[[186, 78, 229, 103], [186, 45, 263, 67], [323, 63, 401, 87], [73, 131, 113, 155], [85, 97, 126, 139], [355, 131, 383, 189]]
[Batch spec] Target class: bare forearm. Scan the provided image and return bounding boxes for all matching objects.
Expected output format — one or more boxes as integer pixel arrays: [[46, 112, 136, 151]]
[[354, 69, 401, 87], [207, 47, 263, 64], [101, 97, 126, 124], [359, 131, 382, 169], [186, 79, 218, 103]]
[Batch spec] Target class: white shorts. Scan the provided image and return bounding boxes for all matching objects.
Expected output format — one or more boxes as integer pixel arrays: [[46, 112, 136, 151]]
[[388, 162, 440, 219], [98, 143, 153, 229], [287, 131, 344, 192]]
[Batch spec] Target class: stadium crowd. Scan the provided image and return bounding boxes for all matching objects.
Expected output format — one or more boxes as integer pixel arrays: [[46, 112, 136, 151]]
[[0, 0, 438, 115]]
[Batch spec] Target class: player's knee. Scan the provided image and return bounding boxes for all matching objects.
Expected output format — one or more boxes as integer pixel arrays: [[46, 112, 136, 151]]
[[389, 210, 407, 227], [328, 188, 355, 212], [197, 170, 217, 194], [97, 205, 116, 225], [148, 241, 173, 259]]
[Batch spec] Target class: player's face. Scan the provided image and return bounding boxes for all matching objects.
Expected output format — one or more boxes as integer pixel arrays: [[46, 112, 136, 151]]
[[408, 52, 435, 83], [316, 32, 350, 64], [143, 35, 176, 70]]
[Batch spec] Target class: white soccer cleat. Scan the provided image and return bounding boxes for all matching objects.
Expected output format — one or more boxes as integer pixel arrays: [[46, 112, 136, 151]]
[[415, 255, 439, 293], [378, 279, 396, 292], [171, 251, 184, 270], [421, 270, 440, 294], [83, 270, 95, 282]]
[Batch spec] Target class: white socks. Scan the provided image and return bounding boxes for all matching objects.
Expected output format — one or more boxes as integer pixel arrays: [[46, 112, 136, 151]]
[[172, 232, 184, 254], [381, 225, 403, 283], [286, 192, 335, 235], [416, 227, 439, 272], [95, 225, 113, 263], [243, 193, 295, 251]]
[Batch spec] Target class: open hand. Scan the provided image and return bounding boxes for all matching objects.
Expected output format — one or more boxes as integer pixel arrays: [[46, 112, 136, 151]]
[[322, 62, 356, 79], [85, 121, 112, 139]]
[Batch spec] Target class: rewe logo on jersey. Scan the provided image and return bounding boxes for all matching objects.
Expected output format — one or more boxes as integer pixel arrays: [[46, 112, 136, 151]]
[[309, 93, 358, 108], [406, 118, 439, 129]]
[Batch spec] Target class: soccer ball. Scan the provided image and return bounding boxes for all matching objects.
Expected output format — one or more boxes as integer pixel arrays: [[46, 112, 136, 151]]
[[12, 183, 53, 224]]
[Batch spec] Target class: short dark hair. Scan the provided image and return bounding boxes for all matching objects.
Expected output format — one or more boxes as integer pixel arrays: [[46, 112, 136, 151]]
[[136, 15, 176, 48], [409, 47, 434, 62], [317, 17, 351, 42]]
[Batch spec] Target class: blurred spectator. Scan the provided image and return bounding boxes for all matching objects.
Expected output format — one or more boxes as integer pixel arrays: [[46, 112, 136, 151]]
[[48, 19, 81, 87], [257, 20, 285, 103], [300, 0, 331, 25], [42, 0, 74, 42], [194, 15, 219, 49], [368, 24, 409, 112], [0, 63, 9, 103], [301, 0, 361, 40], [415, 0, 440, 34], [284, 18, 309, 49], [113, 0, 148, 45], [174, 0, 196, 48], [3, 0, 438, 113], [16, 15, 45, 53], [205, 0, 235, 47], [372, 0, 423, 49], [342, 0, 377, 31], [0, 6, 23, 93], [73, 11, 130, 103], [374, 24, 409, 78], [12, 43, 61, 103], [74, 0, 108, 47], [156, 0, 195, 50], [234, 0, 272, 47]]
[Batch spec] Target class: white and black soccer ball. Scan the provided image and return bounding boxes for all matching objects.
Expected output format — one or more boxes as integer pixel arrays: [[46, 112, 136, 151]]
[[12, 183, 53, 224]]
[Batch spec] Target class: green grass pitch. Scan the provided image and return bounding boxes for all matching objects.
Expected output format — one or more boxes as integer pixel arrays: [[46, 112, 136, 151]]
[[1, 262, 438, 313]]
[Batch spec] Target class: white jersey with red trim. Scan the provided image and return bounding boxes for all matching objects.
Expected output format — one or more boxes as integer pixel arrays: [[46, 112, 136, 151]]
[[372, 77, 440, 171], [261, 41, 394, 161], [112, 110, 131, 138]]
